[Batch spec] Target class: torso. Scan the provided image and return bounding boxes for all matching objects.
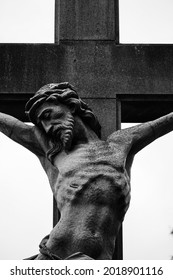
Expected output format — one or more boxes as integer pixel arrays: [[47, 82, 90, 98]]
[[45, 140, 131, 259]]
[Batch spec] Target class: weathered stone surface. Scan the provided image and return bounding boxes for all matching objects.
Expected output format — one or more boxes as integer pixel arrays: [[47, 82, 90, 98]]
[[1, 83, 173, 259], [56, 0, 116, 41], [1, 44, 173, 98], [85, 98, 120, 139]]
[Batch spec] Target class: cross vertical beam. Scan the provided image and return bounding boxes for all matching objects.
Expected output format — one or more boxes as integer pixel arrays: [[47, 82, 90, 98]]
[[0, 0, 173, 260], [53, 0, 123, 259], [55, 0, 117, 41]]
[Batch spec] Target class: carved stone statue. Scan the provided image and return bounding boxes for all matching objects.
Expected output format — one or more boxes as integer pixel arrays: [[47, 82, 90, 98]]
[[0, 82, 172, 259]]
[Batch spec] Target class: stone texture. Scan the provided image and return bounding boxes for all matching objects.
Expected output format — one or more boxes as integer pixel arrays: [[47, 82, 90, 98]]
[[56, 0, 115, 41], [1, 44, 173, 98], [1, 84, 173, 259]]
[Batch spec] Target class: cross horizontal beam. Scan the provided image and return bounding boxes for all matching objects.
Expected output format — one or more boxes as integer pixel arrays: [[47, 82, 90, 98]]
[[1, 43, 173, 97], [1, 43, 173, 122]]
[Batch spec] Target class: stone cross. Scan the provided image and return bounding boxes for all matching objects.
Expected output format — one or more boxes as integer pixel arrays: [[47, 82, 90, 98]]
[[1, 0, 173, 259]]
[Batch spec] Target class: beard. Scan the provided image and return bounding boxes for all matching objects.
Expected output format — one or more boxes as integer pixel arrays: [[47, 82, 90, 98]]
[[46, 113, 74, 164]]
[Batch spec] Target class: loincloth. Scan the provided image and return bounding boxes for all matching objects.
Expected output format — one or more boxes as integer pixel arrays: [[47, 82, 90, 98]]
[[24, 235, 93, 260]]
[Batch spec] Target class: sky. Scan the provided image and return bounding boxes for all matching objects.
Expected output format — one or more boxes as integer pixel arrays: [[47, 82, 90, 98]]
[[119, 0, 173, 43], [0, 0, 173, 260]]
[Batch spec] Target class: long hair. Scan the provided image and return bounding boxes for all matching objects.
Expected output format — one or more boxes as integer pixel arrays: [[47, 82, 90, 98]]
[[25, 82, 101, 138]]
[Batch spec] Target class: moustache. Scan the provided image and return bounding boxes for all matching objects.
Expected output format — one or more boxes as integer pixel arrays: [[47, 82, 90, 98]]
[[47, 124, 65, 138], [48, 122, 74, 140]]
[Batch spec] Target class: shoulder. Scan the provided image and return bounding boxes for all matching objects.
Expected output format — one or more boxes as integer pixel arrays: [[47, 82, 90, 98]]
[[107, 129, 130, 144], [106, 129, 134, 156]]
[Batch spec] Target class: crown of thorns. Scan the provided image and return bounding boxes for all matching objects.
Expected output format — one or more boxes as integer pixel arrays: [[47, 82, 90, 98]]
[[25, 82, 101, 137]]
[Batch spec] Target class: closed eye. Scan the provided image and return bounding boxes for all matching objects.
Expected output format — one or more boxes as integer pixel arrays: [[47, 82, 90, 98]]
[[43, 112, 51, 119], [39, 109, 52, 120], [55, 112, 64, 118]]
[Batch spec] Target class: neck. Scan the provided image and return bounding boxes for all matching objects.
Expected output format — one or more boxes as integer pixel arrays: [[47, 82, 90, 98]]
[[71, 116, 99, 146]]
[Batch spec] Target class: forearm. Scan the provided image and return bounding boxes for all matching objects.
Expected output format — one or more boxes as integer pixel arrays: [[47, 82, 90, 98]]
[[0, 112, 45, 156], [0, 112, 20, 138], [128, 112, 173, 155], [108, 112, 173, 159], [149, 112, 173, 139]]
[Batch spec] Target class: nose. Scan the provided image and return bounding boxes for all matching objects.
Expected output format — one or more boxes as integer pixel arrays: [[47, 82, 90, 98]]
[[41, 120, 52, 134]]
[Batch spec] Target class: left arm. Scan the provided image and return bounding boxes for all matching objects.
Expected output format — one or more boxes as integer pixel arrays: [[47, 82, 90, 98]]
[[107, 112, 173, 176], [118, 112, 173, 156]]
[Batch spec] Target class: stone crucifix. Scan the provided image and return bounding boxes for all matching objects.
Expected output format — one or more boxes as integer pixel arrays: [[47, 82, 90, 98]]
[[0, 82, 172, 260]]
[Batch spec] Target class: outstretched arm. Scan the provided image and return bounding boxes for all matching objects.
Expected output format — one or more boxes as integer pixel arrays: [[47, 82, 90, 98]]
[[125, 112, 173, 155], [0, 112, 47, 157], [107, 112, 173, 176], [108, 112, 173, 156]]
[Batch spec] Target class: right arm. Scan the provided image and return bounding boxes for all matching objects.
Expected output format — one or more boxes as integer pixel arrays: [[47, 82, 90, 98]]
[[107, 113, 173, 177], [0, 112, 48, 157]]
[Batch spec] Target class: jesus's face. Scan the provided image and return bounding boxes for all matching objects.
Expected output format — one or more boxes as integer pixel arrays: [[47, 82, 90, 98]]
[[36, 102, 74, 151]]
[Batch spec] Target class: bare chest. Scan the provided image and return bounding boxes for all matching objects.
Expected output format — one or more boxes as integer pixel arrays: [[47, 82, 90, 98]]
[[55, 141, 125, 174], [51, 142, 129, 207]]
